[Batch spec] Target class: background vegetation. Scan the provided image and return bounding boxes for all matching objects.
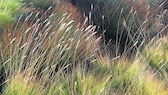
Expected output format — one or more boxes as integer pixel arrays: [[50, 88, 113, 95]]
[[0, 0, 168, 95]]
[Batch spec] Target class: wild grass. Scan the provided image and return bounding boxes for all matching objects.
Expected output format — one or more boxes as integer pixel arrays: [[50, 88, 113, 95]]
[[0, 0, 168, 95], [1, 11, 99, 76]]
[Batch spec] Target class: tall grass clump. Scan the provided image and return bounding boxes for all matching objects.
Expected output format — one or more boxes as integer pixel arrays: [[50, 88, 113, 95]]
[[3, 13, 98, 73], [0, 10, 100, 93]]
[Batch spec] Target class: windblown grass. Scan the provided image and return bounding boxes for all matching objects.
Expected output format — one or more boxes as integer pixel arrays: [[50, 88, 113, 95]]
[[0, 10, 101, 93], [1, 11, 100, 77]]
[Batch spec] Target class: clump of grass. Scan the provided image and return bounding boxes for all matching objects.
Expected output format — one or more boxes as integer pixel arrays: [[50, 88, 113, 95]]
[[44, 69, 111, 95], [90, 53, 168, 95], [0, 11, 100, 91], [2, 73, 41, 95], [137, 73, 168, 95], [105, 59, 144, 94], [143, 37, 168, 79]]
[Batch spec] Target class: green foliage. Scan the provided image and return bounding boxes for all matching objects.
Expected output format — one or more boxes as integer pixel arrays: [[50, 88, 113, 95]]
[[0, 0, 23, 25], [0, 12, 14, 25], [0, 0, 22, 13]]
